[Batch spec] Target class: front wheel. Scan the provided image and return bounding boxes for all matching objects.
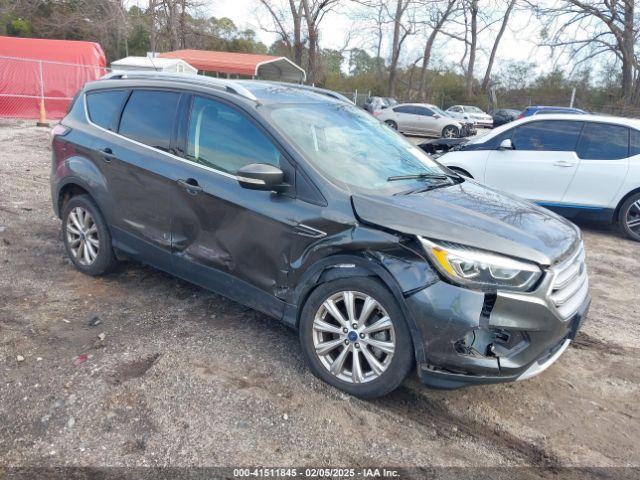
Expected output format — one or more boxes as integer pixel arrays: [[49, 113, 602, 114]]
[[618, 193, 640, 241], [299, 278, 414, 399], [442, 125, 459, 138]]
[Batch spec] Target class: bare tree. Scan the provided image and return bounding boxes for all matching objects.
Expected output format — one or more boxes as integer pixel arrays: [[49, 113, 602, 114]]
[[480, 0, 516, 92], [300, 0, 340, 84], [417, 0, 458, 100], [388, 0, 414, 96], [258, 0, 305, 66], [534, 0, 638, 104]]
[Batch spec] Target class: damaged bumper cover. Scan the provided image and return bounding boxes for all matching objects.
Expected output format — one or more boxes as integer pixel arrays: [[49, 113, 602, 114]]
[[404, 279, 590, 389]]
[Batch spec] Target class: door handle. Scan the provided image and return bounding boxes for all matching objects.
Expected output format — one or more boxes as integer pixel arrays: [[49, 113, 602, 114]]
[[553, 160, 576, 168], [101, 147, 116, 162], [177, 178, 203, 195]]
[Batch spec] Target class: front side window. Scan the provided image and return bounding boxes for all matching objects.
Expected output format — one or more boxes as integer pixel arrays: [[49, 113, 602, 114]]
[[267, 102, 450, 193], [186, 96, 280, 174], [577, 123, 629, 160], [512, 120, 583, 151], [118, 90, 181, 151], [86, 89, 129, 131]]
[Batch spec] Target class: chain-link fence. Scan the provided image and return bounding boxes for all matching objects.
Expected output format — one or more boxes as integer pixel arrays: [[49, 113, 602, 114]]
[[0, 56, 109, 121]]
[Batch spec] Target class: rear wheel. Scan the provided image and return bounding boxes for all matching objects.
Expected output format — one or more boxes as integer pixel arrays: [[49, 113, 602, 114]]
[[442, 125, 459, 138], [62, 195, 118, 275], [299, 277, 414, 399], [618, 192, 640, 241], [385, 120, 398, 130]]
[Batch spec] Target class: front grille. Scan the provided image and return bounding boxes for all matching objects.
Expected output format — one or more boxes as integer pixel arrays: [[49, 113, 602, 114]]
[[549, 242, 588, 320]]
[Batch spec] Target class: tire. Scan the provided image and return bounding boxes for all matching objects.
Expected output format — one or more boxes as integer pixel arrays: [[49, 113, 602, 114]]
[[442, 125, 459, 138], [61, 194, 118, 275], [618, 192, 640, 241], [299, 277, 414, 399], [385, 120, 398, 130]]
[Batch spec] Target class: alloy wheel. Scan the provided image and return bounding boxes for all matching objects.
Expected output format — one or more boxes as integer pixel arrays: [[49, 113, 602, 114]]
[[627, 200, 640, 234], [66, 207, 99, 266], [312, 291, 396, 384], [442, 127, 458, 138]]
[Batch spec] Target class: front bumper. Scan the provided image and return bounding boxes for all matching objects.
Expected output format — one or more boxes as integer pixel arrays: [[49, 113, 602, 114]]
[[404, 279, 590, 389]]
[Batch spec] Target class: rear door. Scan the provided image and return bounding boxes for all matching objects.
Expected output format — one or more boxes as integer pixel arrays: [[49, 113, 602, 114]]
[[562, 122, 630, 208], [413, 106, 439, 136], [87, 88, 182, 270], [484, 119, 584, 203], [391, 105, 417, 132]]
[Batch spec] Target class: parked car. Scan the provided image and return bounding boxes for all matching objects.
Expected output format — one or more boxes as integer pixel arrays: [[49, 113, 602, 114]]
[[51, 72, 589, 398], [518, 106, 587, 118], [446, 105, 493, 128], [439, 114, 640, 241], [376, 103, 468, 138], [364, 96, 397, 114], [490, 108, 521, 127]]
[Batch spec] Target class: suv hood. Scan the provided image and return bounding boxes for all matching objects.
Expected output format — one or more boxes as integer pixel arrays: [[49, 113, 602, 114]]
[[352, 180, 580, 266]]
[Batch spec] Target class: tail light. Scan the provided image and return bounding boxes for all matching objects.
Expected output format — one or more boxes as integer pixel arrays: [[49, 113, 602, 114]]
[[51, 124, 70, 138]]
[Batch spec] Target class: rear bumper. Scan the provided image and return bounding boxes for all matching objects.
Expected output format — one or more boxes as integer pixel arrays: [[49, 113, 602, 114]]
[[404, 279, 589, 389]]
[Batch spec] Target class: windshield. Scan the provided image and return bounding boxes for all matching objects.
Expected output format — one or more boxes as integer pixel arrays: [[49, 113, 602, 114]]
[[464, 106, 484, 114], [267, 102, 450, 192], [432, 106, 453, 118]]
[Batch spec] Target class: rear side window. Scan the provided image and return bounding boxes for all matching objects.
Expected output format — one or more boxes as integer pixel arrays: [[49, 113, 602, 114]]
[[577, 123, 629, 160], [118, 90, 181, 151], [512, 120, 583, 151], [186, 95, 280, 174], [86, 90, 129, 131], [393, 106, 414, 114], [631, 129, 640, 156]]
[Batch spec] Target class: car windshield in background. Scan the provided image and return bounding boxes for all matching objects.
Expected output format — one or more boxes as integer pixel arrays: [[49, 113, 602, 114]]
[[267, 102, 450, 192], [465, 106, 484, 113], [432, 106, 452, 118]]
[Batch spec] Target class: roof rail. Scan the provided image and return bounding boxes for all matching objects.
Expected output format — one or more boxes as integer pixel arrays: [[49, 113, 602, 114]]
[[101, 70, 258, 102], [257, 80, 353, 104]]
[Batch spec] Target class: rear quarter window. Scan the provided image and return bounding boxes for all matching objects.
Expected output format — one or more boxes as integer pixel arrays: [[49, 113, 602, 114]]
[[631, 129, 640, 156], [577, 123, 629, 160], [86, 90, 129, 131]]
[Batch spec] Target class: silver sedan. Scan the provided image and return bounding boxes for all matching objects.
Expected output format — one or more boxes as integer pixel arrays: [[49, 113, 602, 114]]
[[376, 103, 465, 138]]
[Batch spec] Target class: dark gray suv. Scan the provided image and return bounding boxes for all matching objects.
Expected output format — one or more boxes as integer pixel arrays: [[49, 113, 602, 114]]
[[51, 72, 590, 398]]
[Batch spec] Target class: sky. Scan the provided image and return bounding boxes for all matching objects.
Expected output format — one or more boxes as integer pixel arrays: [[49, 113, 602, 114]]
[[133, 0, 606, 80]]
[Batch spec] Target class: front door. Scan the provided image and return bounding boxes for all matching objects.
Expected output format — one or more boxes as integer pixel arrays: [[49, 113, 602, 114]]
[[484, 119, 584, 203], [169, 94, 322, 318]]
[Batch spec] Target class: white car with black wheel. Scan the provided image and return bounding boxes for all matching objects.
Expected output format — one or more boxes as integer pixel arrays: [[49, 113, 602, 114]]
[[439, 114, 640, 241], [376, 103, 465, 138]]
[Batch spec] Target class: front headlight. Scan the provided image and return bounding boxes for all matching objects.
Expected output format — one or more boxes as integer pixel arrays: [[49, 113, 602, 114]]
[[420, 237, 542, 292]]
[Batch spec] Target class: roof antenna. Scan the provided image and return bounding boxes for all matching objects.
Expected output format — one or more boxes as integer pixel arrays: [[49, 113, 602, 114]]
[[147, 51, 160, 72]]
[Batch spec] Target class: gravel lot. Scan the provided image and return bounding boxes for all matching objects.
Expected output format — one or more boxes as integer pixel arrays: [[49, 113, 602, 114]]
[[1, 119, 639, 474]]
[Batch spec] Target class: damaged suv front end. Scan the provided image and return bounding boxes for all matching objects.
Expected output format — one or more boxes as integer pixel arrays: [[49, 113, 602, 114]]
[[351, 182, 589, 389]]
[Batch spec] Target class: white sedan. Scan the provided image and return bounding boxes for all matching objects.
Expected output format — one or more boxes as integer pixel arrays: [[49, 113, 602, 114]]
[[439, 114, 640, 241], [446, 105, 494, 128]]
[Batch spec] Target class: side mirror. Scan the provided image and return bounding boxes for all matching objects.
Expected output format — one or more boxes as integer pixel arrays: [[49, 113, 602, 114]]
[[236, 163, 285, 191], [498, 139, 514, 150]]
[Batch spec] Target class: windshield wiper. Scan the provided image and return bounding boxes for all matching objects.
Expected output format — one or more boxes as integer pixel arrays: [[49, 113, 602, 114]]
[[387, 172, 449, 182]]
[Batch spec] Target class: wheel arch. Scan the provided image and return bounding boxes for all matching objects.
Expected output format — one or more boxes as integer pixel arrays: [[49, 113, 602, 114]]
[[614, 186, 640, 223], [286, 252, 435, 364], [57, 180, 92, 218]]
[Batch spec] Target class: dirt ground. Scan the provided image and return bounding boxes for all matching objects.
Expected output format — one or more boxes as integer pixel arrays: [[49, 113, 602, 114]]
[[1, 119, 639, 474]]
